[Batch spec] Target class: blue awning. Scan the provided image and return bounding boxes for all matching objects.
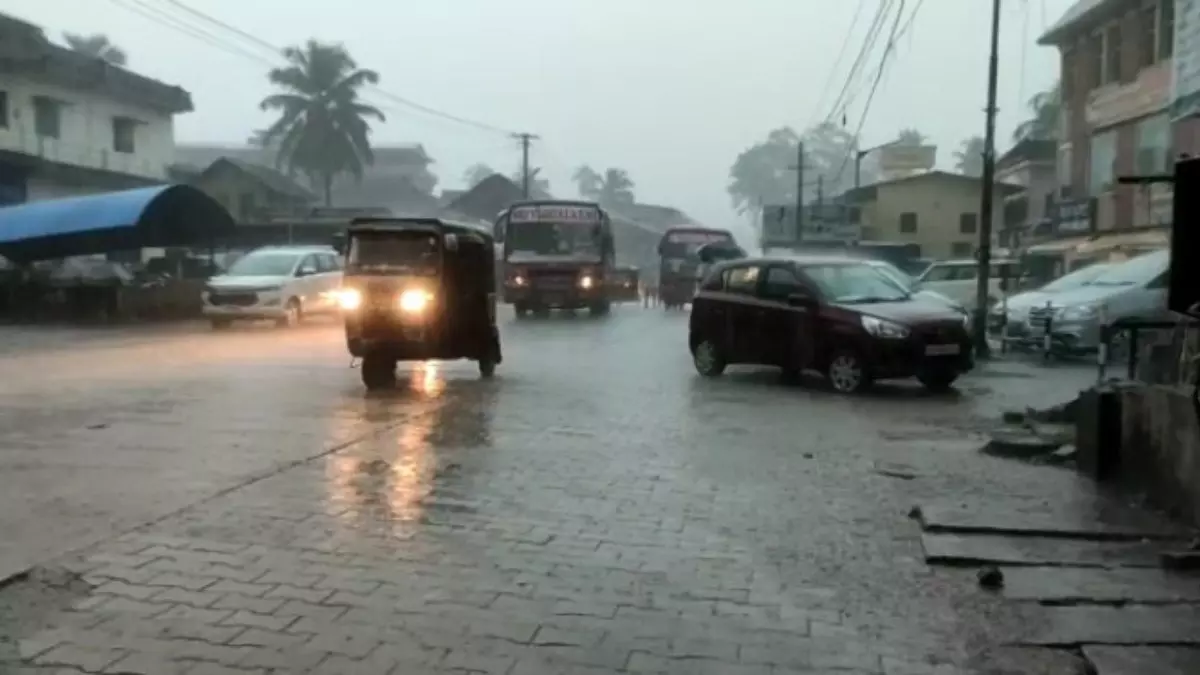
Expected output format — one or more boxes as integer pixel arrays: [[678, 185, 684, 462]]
[[0, 184, 235, 262]]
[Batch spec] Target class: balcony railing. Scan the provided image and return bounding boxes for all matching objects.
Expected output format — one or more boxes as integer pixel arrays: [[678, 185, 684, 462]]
[[0, 129, 167, 180]]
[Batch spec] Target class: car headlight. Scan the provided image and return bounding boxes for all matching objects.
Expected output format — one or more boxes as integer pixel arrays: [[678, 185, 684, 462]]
[[337, 288, 362, 310], [1055, 303, 1099, 322], [511, 275, 526, 286], [579, 275, 594, 289], [398, 289, 433, 313], [861, 315, 910, 339]]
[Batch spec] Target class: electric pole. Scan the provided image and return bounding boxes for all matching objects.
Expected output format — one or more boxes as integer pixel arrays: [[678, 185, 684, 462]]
[[972, 0, 1002, 358], [788, 142, 806, 244], [513, 132, 539, 198]]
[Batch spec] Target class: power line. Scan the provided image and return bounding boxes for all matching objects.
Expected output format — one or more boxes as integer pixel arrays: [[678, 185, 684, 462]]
[[127, 0, 520, 136], [823, 0, 894, 126], [805, 0, 868, 129], [834, 0, 911, 183]]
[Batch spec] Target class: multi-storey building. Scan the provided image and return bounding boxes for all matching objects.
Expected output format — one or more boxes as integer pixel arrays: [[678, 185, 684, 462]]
[[1037, 0, 1174, 266], [0, 13, 192, 205]]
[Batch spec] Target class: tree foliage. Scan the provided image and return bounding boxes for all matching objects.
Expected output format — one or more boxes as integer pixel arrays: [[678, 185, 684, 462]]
[[894, 128, 928, 146], [572, 165, 634, 205], [726, 122, 869, 214], [464, 163, 496, 188], [508, 167, 551, 195], [259, 40, 385, 206], [1012, 83, 1060, 143], [572, 165, 602, 200], [63, 32, 127, 65], [954, 136, 986, 177]]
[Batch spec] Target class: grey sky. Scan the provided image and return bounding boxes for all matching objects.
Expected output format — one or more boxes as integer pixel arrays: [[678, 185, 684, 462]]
[[3, 0, 1070, 235]]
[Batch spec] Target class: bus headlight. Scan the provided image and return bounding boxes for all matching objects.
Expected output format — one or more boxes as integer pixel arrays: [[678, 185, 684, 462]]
[[398, 289, 433, 313], [337, 288, 362, 310], [579, 275, 594, 289]]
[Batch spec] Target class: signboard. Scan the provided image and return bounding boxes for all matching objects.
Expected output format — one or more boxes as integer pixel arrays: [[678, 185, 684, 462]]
[[510, 204, 601, 223], [1053, 198, 1096, 235], [760, 205, 797, 246], [665, 231, 732, 245], [1173, 0, 1200, 120], [877, 145, 936, 175], [1088, 62, 1170, 128]]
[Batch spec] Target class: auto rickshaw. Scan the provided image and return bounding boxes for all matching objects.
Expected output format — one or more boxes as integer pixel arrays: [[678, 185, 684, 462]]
[[332, 217, 502, 390]]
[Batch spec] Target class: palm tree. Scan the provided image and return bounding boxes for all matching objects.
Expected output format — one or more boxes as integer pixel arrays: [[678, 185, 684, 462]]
[[1012, 83, 1061, 143], [259, 40, 385, 206], [63, 32, 127, 66], [572, 165, 602, 200], [954, 136, 986, 177], [597, 168, 635, 206], [463, 163, 496, 188], [895, 128, 927, 146]]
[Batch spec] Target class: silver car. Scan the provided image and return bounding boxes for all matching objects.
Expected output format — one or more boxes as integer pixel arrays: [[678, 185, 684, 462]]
[[1028, 249, 1169, 354], [990, 262, 1114, 337]]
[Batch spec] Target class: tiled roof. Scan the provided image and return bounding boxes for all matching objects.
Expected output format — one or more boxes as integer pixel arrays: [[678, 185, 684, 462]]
[[1038, 0, 1115, 45], [442, 174, 525, 221], [200, 157, 314, 201]]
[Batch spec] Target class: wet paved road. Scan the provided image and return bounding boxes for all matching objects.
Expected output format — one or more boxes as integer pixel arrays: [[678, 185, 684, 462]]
[[0, 310, 1099, 673]]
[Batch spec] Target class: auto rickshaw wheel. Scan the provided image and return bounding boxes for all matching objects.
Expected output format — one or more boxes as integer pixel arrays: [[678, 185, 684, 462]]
[[514, 303, 529, 319], [589, 301, 611, 316], [276, 299, 302, 328], [360, 355, 395, 390], [478, 358, 496, 378]]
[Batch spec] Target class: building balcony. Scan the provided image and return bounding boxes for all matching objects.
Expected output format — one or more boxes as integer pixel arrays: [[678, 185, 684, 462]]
[[0, 129, 168, 181]]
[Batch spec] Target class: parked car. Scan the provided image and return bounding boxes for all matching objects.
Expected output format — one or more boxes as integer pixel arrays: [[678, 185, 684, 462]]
[[689, 254, 973, 394], [916, 258, 1021, 310], [863, 259, 968, 316], [989, 261, 1114, 337], [1029, 249, 1170, 356], [202, 245, 343, 329]]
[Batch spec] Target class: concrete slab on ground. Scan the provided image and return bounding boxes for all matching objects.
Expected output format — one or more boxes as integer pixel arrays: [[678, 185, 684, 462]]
[[1082, 645, 1200, 675], [920, 532, 1164, 568], [1016, 605, 1200, 646], [1000, 566, 1200, 603], [917, 501, 1189, 541]]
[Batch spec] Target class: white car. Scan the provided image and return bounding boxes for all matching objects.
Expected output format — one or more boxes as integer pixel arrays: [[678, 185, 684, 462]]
[[916, 258, 1021, 311], [202, 245, 342, 329], [989, 261, 1113, 336]]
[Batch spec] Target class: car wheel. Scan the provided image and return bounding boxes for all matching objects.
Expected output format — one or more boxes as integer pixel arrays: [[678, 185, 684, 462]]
[[590, 302, 610, 316], [276, 299, 302, 328], [917, 371, 958, 392], [826, 349, 871, 394], [692, 338, 726, 377], [210, 318, 232, 330], [514, 304, 529, 319], [360, 355, 395, 390]]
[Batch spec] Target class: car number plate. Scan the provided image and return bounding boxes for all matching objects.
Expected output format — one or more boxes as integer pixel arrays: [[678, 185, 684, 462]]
[[925, 344, 961, 356]]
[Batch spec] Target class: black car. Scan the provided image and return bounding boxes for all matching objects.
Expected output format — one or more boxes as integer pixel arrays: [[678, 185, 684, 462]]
[[688, 255, 974, 393]]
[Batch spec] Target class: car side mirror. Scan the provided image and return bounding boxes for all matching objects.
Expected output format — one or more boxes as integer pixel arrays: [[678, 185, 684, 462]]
[[296, 266, 316, 277], [787, 292, 816, 308]]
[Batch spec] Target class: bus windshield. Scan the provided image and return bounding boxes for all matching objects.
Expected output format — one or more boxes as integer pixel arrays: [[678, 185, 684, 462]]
[[506, 221, 601, 259]]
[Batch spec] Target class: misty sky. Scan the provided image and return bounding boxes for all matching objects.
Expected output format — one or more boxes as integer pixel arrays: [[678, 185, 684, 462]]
[[3, 0, 1071, 239]]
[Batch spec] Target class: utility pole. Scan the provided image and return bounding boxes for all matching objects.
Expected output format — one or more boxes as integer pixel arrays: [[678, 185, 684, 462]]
[[512, 132, 539, 198], [788, 142, 805, 244], [972, 0, 1002, 358], [854, 150, 868, 189], [816, 175, 825, 207]]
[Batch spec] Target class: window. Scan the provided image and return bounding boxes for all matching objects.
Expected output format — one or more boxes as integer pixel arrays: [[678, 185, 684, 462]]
[[922, 264, 974, 282], [951, 242, 974, 258], [899, 212, 918, 233], [1141, 4, 1159, 68], [33, 97, 61, 139], [1103, 24, 1122, 84], [1061, 47, 1075, 100], [761, 266, 801, 300], [699, 269, 724, 291], [959, 213, 978, 234], [111, 117, 136, 153], [296, 255, 318, 275], [1058, 145, 1073, 191], [0, 91, 8, 128], [723, 265, 759, 294], [1089, 34, 1104, 88], [1135, 113, 1171, 174], [315, 253, 339, 273], [1160, 0, 1175, 60], [1088, 130, 1117, 194]]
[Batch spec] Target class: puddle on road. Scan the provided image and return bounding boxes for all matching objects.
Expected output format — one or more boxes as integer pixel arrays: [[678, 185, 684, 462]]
[[0, 567, 92, 663]]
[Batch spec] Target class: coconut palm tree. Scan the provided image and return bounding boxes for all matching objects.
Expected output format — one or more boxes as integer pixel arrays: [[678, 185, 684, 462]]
[[954, 136, 986, 177], [63, 32, 127, 66], [509, 167, 550, 195], [259, 40, 385, 206], [597, 168, 635, 206], [1012, 83, 1061, 143], [572, 165, 602, 200]]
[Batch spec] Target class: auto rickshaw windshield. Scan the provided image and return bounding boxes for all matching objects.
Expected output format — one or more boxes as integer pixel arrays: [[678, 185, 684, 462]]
[[347, 231, 440, 275]]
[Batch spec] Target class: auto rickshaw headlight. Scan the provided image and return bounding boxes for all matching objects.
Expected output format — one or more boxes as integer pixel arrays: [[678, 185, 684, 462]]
[[579, 275, 594, 289], [337, 288, 362, 310], [398, 289, 432, 313]]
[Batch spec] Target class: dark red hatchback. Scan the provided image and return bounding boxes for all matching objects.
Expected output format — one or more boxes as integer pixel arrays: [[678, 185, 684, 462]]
[[688, 255, 974, 393]]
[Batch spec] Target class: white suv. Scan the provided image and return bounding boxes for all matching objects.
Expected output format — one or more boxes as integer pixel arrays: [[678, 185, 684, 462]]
[[202, 246, 342, 329], [916, 258, 1020, 311]]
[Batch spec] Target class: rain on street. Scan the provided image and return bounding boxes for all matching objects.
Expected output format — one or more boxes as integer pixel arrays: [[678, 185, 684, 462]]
[[0, 309, 1099, 674]]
